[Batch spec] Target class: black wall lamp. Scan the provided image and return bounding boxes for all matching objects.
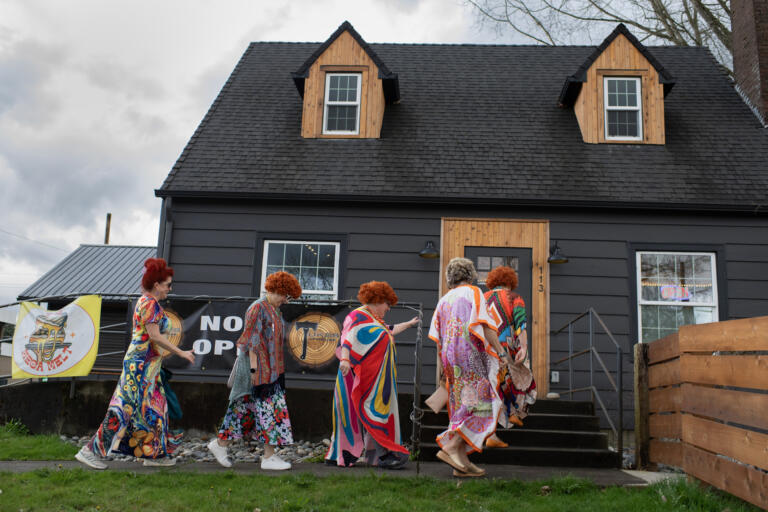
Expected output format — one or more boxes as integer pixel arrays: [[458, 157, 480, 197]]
[[548, 241, 568, 264], [419, 240, 440, 259]]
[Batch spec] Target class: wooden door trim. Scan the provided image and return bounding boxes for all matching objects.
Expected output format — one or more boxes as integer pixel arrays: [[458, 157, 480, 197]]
[[439, 217, 550, 394]]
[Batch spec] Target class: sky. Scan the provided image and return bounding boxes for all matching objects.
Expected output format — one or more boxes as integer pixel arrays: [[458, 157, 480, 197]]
[[0, 0, 542, 306]]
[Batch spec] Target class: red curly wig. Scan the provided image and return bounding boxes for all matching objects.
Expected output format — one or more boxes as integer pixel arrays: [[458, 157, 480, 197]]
[[486, 266, 519, 290], [142, 258, 174, 291], [264, 271, 303, 298], [357, 281, 398, 306]]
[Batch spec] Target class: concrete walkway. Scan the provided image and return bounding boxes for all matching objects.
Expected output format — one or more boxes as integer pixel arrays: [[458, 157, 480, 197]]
[[0, 460, 669, 487]]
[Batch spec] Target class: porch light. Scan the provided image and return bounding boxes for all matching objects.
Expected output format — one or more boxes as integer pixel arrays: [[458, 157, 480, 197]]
[[418, 241, 440, 259], [548, 241, 568, 264]]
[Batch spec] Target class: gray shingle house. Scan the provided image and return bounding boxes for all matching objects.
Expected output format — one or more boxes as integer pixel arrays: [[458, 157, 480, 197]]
[[155, 14, 768, 430]]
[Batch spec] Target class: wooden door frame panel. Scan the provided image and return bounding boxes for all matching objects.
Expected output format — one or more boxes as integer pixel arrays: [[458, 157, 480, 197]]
[[439, 217, 550, 395]]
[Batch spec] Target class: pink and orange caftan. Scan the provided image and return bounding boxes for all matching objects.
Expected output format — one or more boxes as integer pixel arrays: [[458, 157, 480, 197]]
[[428, 284, 504, 453]]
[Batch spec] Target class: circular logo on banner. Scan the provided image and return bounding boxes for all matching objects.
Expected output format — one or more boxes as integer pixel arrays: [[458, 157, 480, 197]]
[[14, 305, 96, 376], [159, 309, 184, 358], [287, 312, 341, 368]]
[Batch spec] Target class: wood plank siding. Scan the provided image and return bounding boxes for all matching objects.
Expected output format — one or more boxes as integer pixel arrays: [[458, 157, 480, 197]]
[[573, 33, 666, 144], [301, 30, 386, 139], [163, 198, 768, 427]]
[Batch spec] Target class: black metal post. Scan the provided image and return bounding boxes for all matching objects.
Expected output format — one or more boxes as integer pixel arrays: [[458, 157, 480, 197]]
[[588, 310, 594, 403], [411, 308, 424, 475], [617, 345, 624, 464], [568, 323, 574, 393]]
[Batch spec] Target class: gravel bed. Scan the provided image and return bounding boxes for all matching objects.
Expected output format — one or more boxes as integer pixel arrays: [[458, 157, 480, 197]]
[[63, 434, 331, 464]]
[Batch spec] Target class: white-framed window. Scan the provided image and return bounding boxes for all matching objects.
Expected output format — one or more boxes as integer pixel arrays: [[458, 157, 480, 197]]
[[261, 240, 340, 300], [323, 73, 361, 135], [604, 77, 642, 141], [637, 251, 718, 343]]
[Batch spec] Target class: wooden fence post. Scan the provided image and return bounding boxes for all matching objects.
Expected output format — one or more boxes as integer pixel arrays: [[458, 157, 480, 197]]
[[634, 342, 649, 469]]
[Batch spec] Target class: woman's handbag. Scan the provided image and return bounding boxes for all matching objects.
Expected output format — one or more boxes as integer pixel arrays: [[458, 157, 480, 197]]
[[227, 350, 244, 389], [508, 361, 534, 391], [425, 385, 449, 414]]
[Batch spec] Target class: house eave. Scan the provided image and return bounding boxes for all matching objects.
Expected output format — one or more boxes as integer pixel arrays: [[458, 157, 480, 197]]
[[154, 188, 768, 215]]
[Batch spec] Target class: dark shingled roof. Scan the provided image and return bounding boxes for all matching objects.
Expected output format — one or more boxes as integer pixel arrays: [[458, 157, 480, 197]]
[[157, 36, 768, 213], [19, 245, 156, 301]]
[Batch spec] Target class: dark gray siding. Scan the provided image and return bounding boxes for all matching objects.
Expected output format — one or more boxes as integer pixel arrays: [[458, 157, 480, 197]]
[[164, 198, 768, 428]]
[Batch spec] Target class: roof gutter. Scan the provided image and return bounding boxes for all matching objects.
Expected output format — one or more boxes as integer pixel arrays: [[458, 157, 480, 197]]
[[154, 189, 768, 215]]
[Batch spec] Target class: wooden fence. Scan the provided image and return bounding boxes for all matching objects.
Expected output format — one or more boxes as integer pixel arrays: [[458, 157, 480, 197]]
[[634, 316, 768, 510]]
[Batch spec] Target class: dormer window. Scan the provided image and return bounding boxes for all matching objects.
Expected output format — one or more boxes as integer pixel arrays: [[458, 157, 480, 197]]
[[323, 73, 361, 134], [558, 24, 674, 145], [604, 77, 642, 140], [293, 22, 400, 139]]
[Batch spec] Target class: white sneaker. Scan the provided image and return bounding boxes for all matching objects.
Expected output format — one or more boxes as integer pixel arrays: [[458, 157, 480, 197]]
[[142, 457, 176, 467], [75, 446, 108, 470], [261, 454, 291, 471], [207, 438, 232, 468]]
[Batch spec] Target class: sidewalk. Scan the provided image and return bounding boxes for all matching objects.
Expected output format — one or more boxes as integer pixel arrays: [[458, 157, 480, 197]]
[[0, 460, 670, 487]]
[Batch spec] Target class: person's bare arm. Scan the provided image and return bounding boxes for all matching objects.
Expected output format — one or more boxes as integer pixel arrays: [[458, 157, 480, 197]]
[[391, 316, 419, 335], [146, 323, 194, 364], [482, 325, 513, 367], [339, 347, 351, 376], [515, 330, 529, 363]]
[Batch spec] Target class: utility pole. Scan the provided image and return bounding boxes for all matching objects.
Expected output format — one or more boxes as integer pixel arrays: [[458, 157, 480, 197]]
[[104, 213, 112, 244]]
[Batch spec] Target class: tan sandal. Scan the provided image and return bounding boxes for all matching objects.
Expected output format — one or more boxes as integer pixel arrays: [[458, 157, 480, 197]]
[[437, 449, 468, 472], [453, 469, 485, 478], [466, 462, 486, 476], [486, 437, 508, 448]]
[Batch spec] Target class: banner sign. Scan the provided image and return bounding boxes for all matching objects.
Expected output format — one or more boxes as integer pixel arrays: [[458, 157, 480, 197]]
[[159, 299, 350, 377], [12, 295, 102, 378]]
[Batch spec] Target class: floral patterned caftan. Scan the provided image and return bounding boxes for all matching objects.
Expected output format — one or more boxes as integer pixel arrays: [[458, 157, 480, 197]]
[[86, 294, 182, 459], [216, 297, 293, 446], [428, 284, 504, 453]]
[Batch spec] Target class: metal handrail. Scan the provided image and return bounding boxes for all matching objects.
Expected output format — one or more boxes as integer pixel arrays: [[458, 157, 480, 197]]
[[551, 307, 624, 465]]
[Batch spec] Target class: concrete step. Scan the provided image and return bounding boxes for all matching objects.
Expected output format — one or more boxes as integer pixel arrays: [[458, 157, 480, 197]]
[[529, 399, 594, 416], [419, 442, 620, 468]]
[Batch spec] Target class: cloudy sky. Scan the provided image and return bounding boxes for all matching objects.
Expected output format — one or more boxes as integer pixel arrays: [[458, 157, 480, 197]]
[[0, 0, 540, 306]]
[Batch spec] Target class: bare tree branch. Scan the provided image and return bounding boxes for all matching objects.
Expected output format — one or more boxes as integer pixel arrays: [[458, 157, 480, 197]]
[[466, 0, 733, 73]]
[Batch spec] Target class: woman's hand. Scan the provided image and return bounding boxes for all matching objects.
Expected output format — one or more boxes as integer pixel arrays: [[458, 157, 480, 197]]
[[339, 359, 351, 377], [178, 349, 195, 364], [251, 371, 260, 386], [407, 316, 420, 328]]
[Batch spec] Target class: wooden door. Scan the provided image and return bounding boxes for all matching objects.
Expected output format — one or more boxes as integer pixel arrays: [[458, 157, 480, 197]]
[[440, 218, 550, 394]]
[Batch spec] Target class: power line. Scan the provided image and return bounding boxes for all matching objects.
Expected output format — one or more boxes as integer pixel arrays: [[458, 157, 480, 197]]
[[0, 228, 68, 252]]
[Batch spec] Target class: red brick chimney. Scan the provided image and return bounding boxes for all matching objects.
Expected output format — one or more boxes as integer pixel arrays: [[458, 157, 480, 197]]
[[733, 0, 768, 125]]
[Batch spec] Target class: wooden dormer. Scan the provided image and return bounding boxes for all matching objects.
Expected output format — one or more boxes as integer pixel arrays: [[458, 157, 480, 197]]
[[559, 24, 675, 145], [292, 21, 399, 139]]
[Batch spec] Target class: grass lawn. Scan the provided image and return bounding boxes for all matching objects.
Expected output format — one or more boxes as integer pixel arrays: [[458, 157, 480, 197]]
[[0, 422, 759, 511], [0, 420, 78, 461], [0, 470, 760, 512]]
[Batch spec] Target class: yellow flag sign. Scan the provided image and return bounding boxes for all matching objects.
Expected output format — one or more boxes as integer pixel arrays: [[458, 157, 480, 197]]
[[12, 295, 102, 378]]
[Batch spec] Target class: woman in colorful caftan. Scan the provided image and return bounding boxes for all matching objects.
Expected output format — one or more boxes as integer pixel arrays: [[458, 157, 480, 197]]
[[325, 281, 419, 469], [75, 258, 196, 470], [207, 271, 302, 471], [428, 258, 514, 477], [483, 266, 537, 449]]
